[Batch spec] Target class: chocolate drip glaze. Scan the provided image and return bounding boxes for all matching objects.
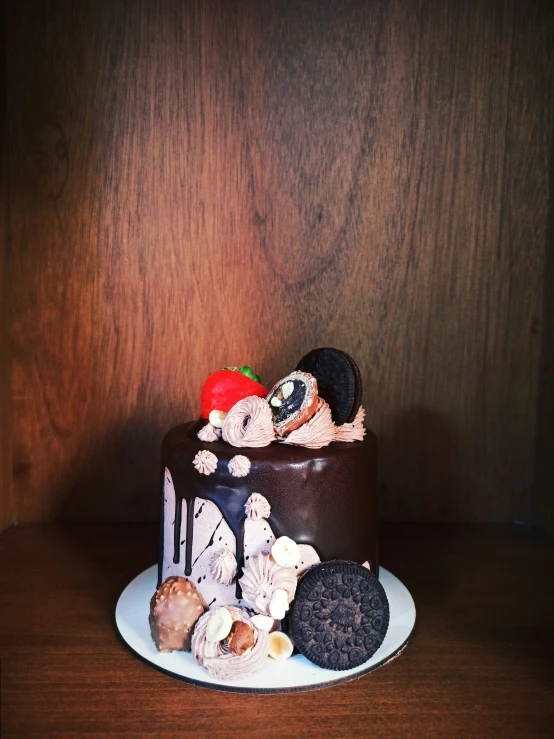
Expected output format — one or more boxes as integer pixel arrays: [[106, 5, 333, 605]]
[[236, 519, 245, 599], [184, 496, 195, 576], [158, 420, 378, 591], [173, 497, 182, 565]]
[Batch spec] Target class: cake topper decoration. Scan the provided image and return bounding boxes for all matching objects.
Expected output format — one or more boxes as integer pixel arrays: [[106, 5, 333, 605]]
[[223, 365, 262, 383], [296, 348, 362, 425], [201, 368, 267, 419], [195, 350, 366, 449], [282, 397, 336, 449], [222, 395, 276, 447], [267, 371, 319, 436]]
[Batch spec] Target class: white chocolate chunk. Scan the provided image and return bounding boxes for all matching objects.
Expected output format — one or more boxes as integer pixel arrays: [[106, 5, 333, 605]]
[[209, 410, 228, 428], [206, 607, 233, 642], [269, 589, 290, 620], [251, 614, 275, 632], [281, 381, 294, 399], [270, 396, 282, 408]]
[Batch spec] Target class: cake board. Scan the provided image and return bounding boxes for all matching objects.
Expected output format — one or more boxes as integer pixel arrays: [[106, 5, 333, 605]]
[[115, 565, 416, 694]]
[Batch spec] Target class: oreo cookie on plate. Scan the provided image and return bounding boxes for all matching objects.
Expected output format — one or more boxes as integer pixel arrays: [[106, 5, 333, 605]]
[[296, 348, 362, 425], [290, 561, 389, 671]]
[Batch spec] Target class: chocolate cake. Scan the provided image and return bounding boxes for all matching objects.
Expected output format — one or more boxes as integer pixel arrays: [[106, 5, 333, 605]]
[[151, 350, 386, 678], [158, 419, 378, 600]]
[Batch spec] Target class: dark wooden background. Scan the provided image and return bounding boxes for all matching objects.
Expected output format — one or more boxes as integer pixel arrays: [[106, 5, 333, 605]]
[[3, 0, 554, 531]]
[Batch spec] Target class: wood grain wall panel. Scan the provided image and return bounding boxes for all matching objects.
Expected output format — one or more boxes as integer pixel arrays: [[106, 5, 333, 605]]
[[503, 0, 554, 533], [1, 0, 15, 533], [532, 79, 554, 537], [6, 0, 554, 524], [533, 153, 554, 537]]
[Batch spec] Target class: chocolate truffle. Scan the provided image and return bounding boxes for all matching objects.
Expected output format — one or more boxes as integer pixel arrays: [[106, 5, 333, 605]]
[[149, 576, 206, 652]]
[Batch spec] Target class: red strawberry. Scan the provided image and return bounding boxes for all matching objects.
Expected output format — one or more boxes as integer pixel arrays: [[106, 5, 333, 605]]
[[200, 369, 267, 419]]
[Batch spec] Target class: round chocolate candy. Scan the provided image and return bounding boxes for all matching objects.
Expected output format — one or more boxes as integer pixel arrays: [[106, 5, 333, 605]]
[[149, 577, 206, 652], [289, 561, 389, 671], [296, 348, 362, 425]]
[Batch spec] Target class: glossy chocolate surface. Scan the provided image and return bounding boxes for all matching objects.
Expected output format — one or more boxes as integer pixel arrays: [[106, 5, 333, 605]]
[[158, 420, 378, 591]]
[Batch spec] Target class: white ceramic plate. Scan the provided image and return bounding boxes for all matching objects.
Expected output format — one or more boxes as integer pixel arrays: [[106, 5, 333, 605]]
[[116, 565, 416, 693]]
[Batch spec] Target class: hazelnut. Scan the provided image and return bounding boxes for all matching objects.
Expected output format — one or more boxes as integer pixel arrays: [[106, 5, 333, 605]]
[[228, 621, 255, 656]]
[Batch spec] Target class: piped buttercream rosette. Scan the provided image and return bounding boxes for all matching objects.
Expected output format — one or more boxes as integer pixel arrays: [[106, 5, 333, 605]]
[[210, 549, 237, 586], [238, 552, 297, 616], [192, 449, 218, 474], [197, 423, 221, 442], [244, 493, 271, 521], [191, 606, 269, 680], [228, 454, 251, 477], [222, 396, 276, 447]]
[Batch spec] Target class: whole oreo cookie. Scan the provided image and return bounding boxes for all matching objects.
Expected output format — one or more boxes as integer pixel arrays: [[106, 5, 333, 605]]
[[296, 348, 361, 425], [290, 561, 389, 671]]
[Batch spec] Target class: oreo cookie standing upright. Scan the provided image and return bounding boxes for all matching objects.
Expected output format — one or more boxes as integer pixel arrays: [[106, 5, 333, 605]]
[[296, 348, 362, 425], [342, 351, 363, 423]]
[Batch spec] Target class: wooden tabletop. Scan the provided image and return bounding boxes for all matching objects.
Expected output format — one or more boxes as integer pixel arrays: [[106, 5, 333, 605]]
[[1, 522, 553, 738]]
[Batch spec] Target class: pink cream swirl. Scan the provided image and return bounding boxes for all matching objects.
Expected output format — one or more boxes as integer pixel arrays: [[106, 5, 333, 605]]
[[334, 406, 367, 442], [191, 606, 269, 680], [222, 396, 276, 448], [281, 398, 336, 449], [281, 400, 366, 447]]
